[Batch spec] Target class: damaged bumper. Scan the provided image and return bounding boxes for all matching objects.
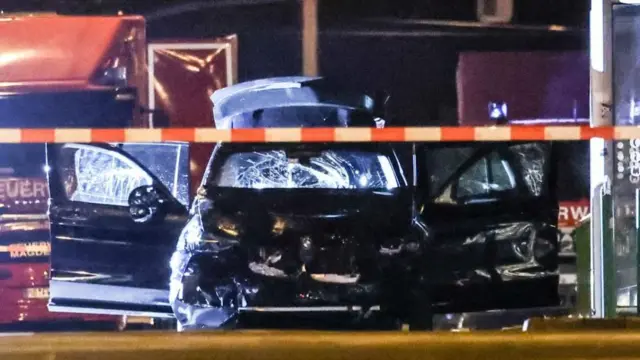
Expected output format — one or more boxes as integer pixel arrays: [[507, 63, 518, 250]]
[[169, 247, 405, 328]]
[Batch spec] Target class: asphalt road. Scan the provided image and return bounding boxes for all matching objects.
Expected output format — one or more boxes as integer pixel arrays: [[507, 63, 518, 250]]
[[2, 329, 640, 360]]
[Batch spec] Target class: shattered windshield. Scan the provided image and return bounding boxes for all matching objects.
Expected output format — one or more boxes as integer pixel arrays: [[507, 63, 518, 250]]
[[212, 150, 400, 190], [59, 145, 153, 207]]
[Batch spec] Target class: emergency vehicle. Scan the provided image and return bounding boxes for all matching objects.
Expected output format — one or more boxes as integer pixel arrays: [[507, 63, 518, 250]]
[[0, 13, 236, 329]]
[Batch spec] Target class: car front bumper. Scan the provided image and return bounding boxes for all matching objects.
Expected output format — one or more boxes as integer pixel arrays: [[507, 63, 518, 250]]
[[169, 250, 395, 328]]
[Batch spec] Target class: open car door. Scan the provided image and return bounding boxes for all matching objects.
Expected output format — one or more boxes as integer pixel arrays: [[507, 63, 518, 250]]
[[418, 142, 559, 313], [46, 142, 190, 318]]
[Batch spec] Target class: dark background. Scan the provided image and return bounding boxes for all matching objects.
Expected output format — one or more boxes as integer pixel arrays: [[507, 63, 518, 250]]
[[1, 0, 588, 125]]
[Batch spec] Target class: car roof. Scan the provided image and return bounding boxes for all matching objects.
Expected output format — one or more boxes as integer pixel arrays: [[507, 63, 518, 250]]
[[210, 77, 377, 129]]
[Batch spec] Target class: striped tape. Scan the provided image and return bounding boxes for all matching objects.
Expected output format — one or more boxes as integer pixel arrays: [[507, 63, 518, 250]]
[[0, 125, 630, 143]]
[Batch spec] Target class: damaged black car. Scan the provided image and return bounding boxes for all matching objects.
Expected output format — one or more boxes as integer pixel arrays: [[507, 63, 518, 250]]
[[44, 77, 560, 330], [170, 141, 428, 329]]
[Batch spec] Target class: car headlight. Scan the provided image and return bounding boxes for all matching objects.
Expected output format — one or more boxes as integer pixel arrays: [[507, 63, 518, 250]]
[[216, 216, 240, 237], [180, 215, 240, 253]]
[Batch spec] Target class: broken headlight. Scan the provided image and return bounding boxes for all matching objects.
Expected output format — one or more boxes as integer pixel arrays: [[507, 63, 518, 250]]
[[180, 215, 240, 253]]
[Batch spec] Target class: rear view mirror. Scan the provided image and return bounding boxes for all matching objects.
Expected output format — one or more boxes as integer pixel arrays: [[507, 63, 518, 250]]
[[128, 185, 168, 224]]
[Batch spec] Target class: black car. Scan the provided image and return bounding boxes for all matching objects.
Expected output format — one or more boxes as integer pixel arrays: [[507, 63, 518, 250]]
[[44, 77, 560, 330]]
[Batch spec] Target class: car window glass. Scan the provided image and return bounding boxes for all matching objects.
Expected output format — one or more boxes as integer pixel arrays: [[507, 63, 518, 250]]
[[119, 143, 190, 206], [424, 146, 475, 197], [508, 143, 552, 197], [58, 145, 153, 207], [212, 150, 399, 190], [457, 158, 489, 198], [457, 152, 516, 199], [490, 153, 517, 191]]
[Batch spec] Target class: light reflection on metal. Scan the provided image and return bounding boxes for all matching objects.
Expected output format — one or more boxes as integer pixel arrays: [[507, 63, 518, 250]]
[[509, 118, 589, 125]]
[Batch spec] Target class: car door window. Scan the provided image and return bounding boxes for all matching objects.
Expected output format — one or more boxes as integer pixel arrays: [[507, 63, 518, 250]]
[[118, 143, 190, 206], [457, 157, 489, 198], [425, 146, 475, 197], [57, 144, 153, 207], [457, 152, 516, 199], [508, 143, 550, 197]]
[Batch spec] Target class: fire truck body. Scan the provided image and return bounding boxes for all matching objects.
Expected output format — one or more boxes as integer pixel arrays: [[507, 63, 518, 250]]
[[0, 13, 236, 327]]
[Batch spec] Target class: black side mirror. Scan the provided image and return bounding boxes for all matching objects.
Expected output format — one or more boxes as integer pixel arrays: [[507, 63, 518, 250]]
[[128, 185, 168, 224]]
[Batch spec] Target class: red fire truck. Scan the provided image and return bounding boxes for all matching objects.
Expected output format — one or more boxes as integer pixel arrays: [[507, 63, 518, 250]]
[[0, 13, 236, 329], [0, 147, 123, 330]]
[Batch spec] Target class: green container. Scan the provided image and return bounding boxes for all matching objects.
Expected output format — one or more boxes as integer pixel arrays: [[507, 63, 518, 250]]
[[574, 215, 592, 316], [574, 193, 617, 318]]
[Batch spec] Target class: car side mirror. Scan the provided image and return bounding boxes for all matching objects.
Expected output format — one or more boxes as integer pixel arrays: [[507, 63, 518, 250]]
[[128, 185, 168, 224]]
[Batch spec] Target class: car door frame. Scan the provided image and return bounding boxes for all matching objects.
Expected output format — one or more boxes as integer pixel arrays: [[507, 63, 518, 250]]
[[46, 142, 190, 318], [415, 141, 558, 312], [419, 141, 557, 222]]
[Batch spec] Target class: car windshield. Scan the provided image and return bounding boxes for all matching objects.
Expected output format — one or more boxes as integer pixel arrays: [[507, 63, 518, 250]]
[[211, 149, 400, 190]]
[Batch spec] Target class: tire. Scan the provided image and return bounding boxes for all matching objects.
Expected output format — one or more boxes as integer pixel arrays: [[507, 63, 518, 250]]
[[404, 287, 434, 331], [152, 318, 178, 330], [406, 298, 433, 331], [380, 274, 434, 331]]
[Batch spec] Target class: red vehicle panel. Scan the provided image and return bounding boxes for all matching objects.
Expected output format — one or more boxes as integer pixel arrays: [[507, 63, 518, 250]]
[[0, 13, 146, 327], [0, 176, 117, 326], [147, 37, 237, 191], [456, 51, 589, 125], [0, 14, 146, 94], [0, 13, 238, 327]]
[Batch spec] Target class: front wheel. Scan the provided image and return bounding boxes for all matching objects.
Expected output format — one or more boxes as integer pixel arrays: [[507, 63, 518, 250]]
[[152, 318, 178, 330], [380, 284, 433, 331], [403, 288, 434, 331]]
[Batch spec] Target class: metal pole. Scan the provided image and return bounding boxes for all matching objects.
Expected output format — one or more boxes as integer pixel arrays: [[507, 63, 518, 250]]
[[636, 188, 640, 314], [602, 191, 617, 317], [575, 215, 592, 316], [590, 0, 613, 128], [591, 183, 606, 317], [590, 0, 615, 318], [302, 0, 318, 76]]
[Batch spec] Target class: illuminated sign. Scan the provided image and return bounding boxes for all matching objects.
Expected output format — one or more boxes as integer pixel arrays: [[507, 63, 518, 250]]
[[558, 202, 590, 227], [0, 242, 51, 258], [0, 178, 48, 201], [616, 140, 640, 184], [24, 287, 49, 299], [558, 201, 590, 256]]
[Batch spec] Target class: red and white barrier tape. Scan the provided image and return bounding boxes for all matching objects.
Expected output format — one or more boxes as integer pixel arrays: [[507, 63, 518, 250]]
[[0, 126, 634, 143]]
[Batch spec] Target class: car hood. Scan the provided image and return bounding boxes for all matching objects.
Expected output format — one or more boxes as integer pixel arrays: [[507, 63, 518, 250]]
[[197, 188, 413, 244]]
